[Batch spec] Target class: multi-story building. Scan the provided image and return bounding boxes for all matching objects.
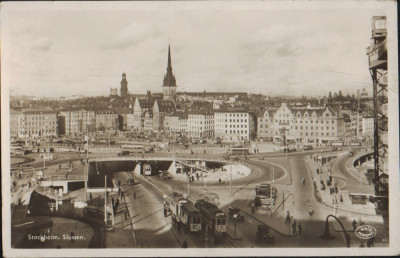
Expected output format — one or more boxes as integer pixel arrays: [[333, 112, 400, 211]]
[[214, 109, 256, 142], [362, 115, 374, 137], [164, 112, 181, 135], [126, 113, 135, 130], [10, 110, 22, 138], [187, 110, 214, 139], [256, 103, 346, 145], [341, 110, 363, 140], [153, 100, 175, 132], [132, 98, 154, 132], [257, 109, 274, 140], [17, 110, 58, 138], [58, 108, 95, 135], [179, 113, 188, 135], [95, 110, 119, 131]]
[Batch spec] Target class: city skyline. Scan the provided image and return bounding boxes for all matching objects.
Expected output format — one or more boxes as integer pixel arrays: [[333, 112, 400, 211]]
[[2, 2, 385, 98]]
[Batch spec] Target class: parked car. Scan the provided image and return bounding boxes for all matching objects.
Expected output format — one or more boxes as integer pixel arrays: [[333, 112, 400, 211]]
[[118, 150, 130, 156]]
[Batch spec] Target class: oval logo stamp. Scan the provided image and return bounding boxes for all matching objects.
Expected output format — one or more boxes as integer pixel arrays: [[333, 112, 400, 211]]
[[355, 225, 377, 240]]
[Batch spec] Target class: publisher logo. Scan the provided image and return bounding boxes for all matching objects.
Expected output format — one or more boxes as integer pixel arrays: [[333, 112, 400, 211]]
[[355, 225, 377, 240]]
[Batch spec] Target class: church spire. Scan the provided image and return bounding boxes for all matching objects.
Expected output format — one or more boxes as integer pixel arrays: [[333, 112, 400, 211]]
[[163, 43, 176, 87], [167, 44, 172, 73]]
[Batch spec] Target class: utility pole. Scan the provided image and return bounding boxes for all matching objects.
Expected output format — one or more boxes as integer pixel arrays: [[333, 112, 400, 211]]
[[85, 132, 89, 202], [188, 167, 191, 196], [104, 175, 107, 225]]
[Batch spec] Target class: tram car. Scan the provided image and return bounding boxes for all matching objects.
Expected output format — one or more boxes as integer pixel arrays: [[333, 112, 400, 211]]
[[180, 202, 202, 233], [166, 192, 202, 233], [194, 199, 227, 237]]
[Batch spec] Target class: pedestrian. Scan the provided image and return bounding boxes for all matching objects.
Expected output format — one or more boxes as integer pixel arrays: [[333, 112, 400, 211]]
[[124, 210, 128, 220], [182, 240, 188, 248], [285, 211, 291, 224], [191, 175, 194, 182], [196, 173, 199, 181], [309, 206, 314, 216], [292, 219, 297, 235], [298, 222, 302, 235], [133, 191, 136, 199], [251, 205, 255, 214], [90, 193, 92, 201], [219, 178, 222, 185], [340, 193, 343, 202]]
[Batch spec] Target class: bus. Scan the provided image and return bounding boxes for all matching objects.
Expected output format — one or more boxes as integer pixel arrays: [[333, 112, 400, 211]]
[[228, 146, 249, 156]]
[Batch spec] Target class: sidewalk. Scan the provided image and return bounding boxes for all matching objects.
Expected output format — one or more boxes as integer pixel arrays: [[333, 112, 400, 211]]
[[305, 156, 376, 216]]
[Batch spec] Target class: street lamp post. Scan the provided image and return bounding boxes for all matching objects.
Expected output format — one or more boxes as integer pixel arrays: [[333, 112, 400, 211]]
[[230, 156, 232, 194], [272, 165, 275, 184]]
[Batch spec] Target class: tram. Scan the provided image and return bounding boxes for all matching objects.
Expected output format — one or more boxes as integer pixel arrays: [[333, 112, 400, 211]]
[[194, 199, 227, 239], [165, 192, 202, 233]]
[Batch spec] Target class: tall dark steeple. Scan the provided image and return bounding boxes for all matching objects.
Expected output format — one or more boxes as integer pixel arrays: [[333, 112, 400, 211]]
[[163, 43, 177, 100], [163, 44, 177, 87], [120, 73, 128, 98]]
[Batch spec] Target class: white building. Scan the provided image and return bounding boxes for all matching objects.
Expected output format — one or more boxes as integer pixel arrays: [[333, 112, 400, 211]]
[[362, 115, 374, 137], [17, 110, 58, 138], [58, 108, 95, 135], [214, 110, 256, 142], [187, 110, 214, 139], [95, 110, 118, 131], [164, 113, 181, 135], [257, 103, 345, 145]]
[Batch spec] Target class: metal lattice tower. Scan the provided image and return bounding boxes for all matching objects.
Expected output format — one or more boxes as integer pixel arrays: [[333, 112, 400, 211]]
[[366, 16, 388, 199]]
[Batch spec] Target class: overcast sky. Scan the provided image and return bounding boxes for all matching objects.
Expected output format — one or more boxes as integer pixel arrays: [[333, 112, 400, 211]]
[[2, 1, 390, 98]]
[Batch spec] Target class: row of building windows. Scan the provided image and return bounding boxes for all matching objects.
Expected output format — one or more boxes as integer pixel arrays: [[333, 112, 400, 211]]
[[223, 113, 247, 117], [224, 119, 247, 123], [224, 130, 248, 134]]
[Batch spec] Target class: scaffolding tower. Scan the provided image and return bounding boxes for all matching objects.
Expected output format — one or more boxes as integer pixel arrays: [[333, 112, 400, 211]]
[[366, 16, 388, 205]]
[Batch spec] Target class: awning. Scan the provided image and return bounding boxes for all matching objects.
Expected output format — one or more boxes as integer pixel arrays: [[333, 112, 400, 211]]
[[346, 184, 375, 196]]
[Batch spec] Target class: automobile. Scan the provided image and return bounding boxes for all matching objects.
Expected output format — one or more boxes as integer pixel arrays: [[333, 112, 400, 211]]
[[160, 171, 172, 181], [303, 145, 313, 150], [228, 206, 245, 222], [118, 150, 130, 156], [127, 178, 135, 185]]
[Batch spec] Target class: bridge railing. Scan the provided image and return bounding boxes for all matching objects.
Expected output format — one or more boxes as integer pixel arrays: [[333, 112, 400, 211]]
[[43, 175, 86, 181]]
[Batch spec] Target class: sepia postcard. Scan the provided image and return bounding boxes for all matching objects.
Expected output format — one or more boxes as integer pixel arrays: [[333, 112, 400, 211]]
[[1, 1, 399, 257]]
